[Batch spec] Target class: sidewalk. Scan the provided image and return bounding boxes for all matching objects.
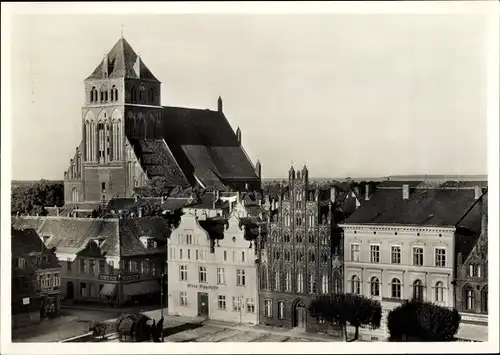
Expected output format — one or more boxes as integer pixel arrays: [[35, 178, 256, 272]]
[[60, 302, 159, 314]]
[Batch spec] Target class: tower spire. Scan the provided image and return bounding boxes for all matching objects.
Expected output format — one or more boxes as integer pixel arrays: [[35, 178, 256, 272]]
[[120, 24, 124, 38]]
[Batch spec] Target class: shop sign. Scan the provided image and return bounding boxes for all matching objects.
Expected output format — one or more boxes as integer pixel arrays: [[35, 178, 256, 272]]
[[187, 284, 218, 291]]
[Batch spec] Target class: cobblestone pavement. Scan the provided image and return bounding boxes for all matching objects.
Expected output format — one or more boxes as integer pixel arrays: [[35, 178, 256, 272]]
[[13, 306, 344, 343]]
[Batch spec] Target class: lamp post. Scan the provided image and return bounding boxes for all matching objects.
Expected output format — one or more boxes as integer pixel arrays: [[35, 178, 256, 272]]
[[160, 271, 166, 342]]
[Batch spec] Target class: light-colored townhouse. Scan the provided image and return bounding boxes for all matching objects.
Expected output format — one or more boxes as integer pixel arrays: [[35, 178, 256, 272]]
[[339, 181, 485, 340], [182, 192, 231, 219], [168, 213, 261, 324], [12, 216, 170, 307]]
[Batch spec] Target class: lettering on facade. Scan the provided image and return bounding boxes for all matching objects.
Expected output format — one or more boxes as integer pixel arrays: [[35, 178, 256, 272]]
[[187, 284, 219, 291], [98, 273, 140, 282]]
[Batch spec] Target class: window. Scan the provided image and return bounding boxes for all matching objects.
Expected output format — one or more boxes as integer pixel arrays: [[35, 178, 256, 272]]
[[278, 301, 285, 319], [308, 233, 315, 244], [321, 252, 328, 264], [435, 281, 445, 302], [180, 292, 187, 307], [261, 266, 268, 289], [309, 273, 316, 294], [232, 297, 242, 311], [435, 248, 446, 267], [297, 272, 303, 293], [217, 268, 225, 284], [296, 250, 304, 263], [284, 251, 291, 262], [284, 234, 290, 243], [237, 269, 246, 286], [391, 246, 401, 264], [80, 282, 87, 297], [351, 275, 360, 294], [80, 259, 88, 273], [180, 249, 183, 260], [187, 249, 191, 260], [218, 295, 226, 310], [264, 300, 272, 317], [223, 250, 227, 261], [413, 247, 424, 266], [242, 251, 245, 262], [477, 265, 482, 278], [67, 258, 72, 271], [285, 271, 291, 292], [99, 260, 105, 273], [296, 233, 303, 243], [18, 258, 26, 269], [199, 266, 207, 283], [246, 298, 255, 313], [273, 270, 280, 290], [109, 260, 114, 274], [351, 244, 360, 262], [179, 265, 188, 281], [308, 251, 315, 263], [468, 264, 474, 277], [413, 279, 424, 301], [481, 286, 488, 313], [321, 274, 329, 294], [370, 277, 380, 296], [296, 216, 302, 226], [186, 234, 193, 245], [391, 278, 402, 299], [464, 286, 474, 311], [370, 245, 380, 263]]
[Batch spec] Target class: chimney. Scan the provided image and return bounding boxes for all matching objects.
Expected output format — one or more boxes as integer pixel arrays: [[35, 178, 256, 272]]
[[258, 199, 262, 206], [216, 190, 220, 201], [236, 127, 241, 145], [56, 208, 59, 217], [474, 186, 482, 200], [138, 207, 143, 218], [237, 191, 241, 204], [135, 195, 139, 202], [330, 186, 336, 203], [271, 198, 275, 210], [161, 196, 165, 204], [365, 184, 371, 201], [402, 184, 410, 200], [242, 199, 245, 207], [217, 96, 223, 112]]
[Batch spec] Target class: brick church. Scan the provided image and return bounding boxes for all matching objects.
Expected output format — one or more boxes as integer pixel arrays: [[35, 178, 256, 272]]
[[64, 37, 261, 204]]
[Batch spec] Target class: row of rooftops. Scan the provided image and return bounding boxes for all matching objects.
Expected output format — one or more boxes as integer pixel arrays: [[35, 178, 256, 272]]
[[12, 180, 487, 260]]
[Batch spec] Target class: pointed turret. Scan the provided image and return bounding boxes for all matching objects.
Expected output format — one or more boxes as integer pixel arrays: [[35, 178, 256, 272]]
[[217, 96, 223, 112], [289, 164, 295, 180], [236, 127, 241, 145], [255, 160, 262, 179]]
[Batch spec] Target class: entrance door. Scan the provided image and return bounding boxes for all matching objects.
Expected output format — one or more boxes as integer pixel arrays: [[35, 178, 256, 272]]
[[294, 300, 306, 329], [66, 282, 74, 299], [197, 292, 209, 317]]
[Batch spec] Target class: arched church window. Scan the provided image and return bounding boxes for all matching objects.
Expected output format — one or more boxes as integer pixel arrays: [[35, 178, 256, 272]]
[[131, 86, 137, 102], [104, 90, 108, 102]]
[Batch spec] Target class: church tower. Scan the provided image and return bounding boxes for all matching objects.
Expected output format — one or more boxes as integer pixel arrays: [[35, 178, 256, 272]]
[[64, 37, 162, 203]]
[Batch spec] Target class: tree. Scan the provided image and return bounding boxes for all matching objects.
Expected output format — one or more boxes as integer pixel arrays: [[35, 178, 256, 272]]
[[141, 176, 173, 197], [387, 300, 461, 342], [11, 180, 64, 215], [309, 293, 381, 341]]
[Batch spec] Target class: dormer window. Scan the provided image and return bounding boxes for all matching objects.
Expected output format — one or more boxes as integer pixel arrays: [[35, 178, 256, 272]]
[[140, 236, 157, 249], [42, 235, 50, 244]]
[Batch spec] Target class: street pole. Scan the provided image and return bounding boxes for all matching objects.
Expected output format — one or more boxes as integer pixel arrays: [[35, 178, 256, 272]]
[[160, 272, 164, 342]]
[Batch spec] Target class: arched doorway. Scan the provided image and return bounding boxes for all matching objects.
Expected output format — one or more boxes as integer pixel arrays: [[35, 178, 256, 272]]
[[292, 299, 306, 330], [66, 281, 74, 300]]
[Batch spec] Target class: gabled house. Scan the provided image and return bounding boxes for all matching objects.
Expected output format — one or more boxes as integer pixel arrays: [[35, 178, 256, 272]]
[[11, 228, 62, 328], [12, 216, 171, 307]]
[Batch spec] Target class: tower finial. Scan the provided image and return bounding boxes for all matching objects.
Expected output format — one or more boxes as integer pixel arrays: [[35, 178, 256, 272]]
[[121, 24, 124, 38]]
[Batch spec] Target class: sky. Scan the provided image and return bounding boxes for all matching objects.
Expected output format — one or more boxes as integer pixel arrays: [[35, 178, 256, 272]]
[[10, 13, 489, 180]]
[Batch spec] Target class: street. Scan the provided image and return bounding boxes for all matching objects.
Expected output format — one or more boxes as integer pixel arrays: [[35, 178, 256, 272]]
[[12, 305, 343, 343]]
